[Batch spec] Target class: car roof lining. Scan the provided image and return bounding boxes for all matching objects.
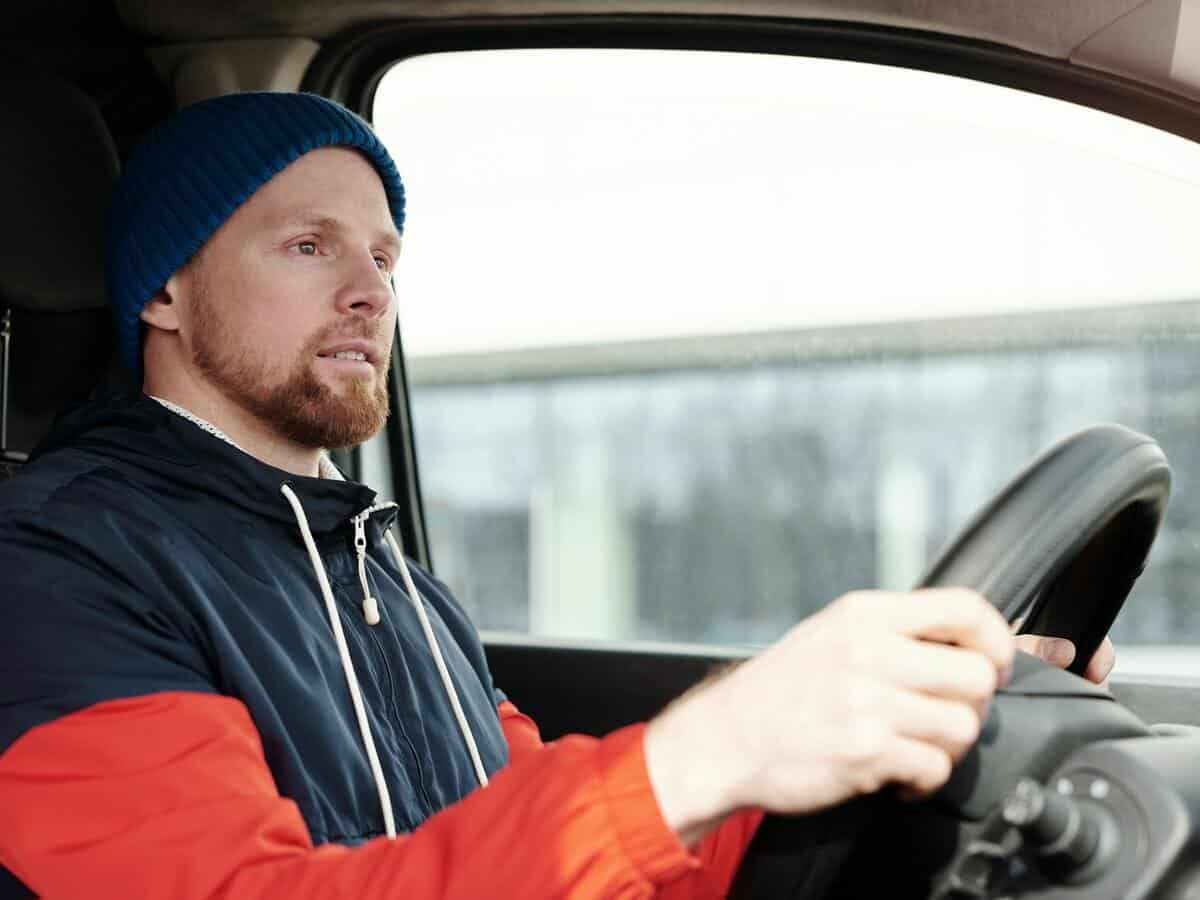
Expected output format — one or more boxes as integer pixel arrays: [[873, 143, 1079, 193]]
[[4, 2, 1198, 110], [106, 0, 1150, 57], [116, 0, 1200, 107]]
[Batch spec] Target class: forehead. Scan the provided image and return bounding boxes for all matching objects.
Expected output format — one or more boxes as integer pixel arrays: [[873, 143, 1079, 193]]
[[240, 146, 400, 237]]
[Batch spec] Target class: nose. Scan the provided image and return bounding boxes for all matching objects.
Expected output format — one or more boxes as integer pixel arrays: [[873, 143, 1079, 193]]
[[335, 249, 394, 320]]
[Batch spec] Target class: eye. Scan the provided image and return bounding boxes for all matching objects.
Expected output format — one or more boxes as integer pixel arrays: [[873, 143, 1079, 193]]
[[374, 255, 392, 274], [293, 240, 318, 256]]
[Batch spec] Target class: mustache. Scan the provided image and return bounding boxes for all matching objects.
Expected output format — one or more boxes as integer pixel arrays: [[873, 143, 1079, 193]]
[[311, 321, 388, 345]]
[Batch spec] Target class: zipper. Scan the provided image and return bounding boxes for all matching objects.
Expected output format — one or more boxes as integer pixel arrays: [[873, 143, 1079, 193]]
[[347, 506, 436, 815], [353, 514, 381, 625], [363, 621, 436, 816]]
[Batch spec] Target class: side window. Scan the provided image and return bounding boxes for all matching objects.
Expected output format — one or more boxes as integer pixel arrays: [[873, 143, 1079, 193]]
[[374, 49, 1200, 670]]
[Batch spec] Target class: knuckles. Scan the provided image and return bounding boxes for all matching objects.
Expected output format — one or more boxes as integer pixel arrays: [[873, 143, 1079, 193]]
[[956, 653, 1000, 702], [845, 635, 882, 672], [833, 590, 880, 626], [941, 703, 982, 754], [842, 674, 881, 715], [917, 749, 953, 793], [841, 719, 892, 793]]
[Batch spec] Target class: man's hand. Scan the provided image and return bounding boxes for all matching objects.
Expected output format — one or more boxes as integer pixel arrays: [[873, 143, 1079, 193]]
[[644, 588, 1014, 845], [1015, 634, 1116, 684]]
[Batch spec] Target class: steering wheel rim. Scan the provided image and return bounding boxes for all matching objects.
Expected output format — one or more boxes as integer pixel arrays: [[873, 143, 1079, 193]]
[[731, 424, 1171, 900], [916, 423, 1170, 676]]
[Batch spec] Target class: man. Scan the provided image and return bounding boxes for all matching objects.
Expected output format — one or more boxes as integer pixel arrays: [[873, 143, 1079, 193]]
[[0, 92, 1113, 898]]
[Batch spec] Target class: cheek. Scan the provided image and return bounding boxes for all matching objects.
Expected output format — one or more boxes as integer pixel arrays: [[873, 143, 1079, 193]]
[[228, 270, 321, 358], [266, 318, 324, 370]]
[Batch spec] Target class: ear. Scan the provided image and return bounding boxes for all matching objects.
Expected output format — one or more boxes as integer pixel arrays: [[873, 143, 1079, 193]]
[[139, 278, 183, 334]]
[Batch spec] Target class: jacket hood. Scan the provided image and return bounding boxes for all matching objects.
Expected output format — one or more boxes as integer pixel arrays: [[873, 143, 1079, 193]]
[[32, 387, 385, 535]]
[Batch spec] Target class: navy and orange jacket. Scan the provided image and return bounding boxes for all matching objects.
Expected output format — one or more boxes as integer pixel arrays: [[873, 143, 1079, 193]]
[[0, 392, 761, 898]]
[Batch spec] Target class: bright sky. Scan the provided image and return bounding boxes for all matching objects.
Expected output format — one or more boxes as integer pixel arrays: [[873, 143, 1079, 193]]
[[373, 49, 1200, 359]]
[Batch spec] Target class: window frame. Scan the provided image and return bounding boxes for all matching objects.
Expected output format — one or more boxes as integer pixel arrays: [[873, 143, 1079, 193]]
[[306, 12, 1200, 592]]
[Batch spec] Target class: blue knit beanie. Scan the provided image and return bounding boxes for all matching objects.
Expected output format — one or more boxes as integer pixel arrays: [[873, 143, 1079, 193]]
[[106, 91, 406, 376]]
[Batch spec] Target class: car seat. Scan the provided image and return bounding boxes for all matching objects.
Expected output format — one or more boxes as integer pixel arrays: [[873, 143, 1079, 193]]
[[0, 72, 119, 480]]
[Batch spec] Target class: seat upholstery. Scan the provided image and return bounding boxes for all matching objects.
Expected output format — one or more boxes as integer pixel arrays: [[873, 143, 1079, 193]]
[[0, 72, 119, 477]]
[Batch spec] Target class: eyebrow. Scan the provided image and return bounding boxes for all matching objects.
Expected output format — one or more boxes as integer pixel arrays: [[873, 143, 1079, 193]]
[[280, 213, 403, 256]]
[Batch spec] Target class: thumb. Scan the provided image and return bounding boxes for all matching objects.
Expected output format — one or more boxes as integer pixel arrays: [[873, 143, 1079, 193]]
[[1016, 634, 1076, 668]]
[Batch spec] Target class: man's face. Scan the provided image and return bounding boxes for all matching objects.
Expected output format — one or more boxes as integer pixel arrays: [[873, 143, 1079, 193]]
[[179, 146, 401, 450]]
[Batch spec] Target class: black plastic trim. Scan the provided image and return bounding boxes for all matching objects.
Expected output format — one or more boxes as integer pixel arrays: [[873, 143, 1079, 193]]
[[484, 638, 741, 739], [382, 315, 431, 567]]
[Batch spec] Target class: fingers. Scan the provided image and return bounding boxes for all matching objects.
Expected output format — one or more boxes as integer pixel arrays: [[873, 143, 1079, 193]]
[[877, 682, 983, 762], [839, 718, 956, 798], [878, 734, 953, 798], [1086, 637, 1116, 684], [862, 688, 984, 800], [846, 588, 1015, 675], [874, 634, 1003, 704], [707, 588, 1021, 817], [1015, 634, 1075, 668], [1014, 634, 1117, 685]]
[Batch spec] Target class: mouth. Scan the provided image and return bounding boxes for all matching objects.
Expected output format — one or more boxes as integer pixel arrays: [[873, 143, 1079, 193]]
[[323, 349, 369, 363], [315, 340, 383, 372]]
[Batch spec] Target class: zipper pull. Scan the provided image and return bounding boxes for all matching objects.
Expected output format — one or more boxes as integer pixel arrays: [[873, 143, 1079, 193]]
[[353, 515, 381, 626]]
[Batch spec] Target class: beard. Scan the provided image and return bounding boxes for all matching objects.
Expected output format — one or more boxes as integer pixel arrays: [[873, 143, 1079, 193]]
[[189, 279, 390, 450]]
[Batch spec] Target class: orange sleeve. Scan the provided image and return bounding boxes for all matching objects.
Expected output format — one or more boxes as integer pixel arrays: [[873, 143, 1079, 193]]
[[498, 699, 764, 898], [0, 692, 760, 899], [498, 698, 546, 760]]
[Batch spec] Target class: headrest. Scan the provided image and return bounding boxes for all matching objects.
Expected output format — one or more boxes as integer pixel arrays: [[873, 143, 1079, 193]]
[[0, 75, 119, 313]]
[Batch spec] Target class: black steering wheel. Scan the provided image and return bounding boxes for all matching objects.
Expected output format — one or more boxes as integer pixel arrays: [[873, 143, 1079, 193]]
[[917, 423, 1169, 676], [731, 423, 1171, 899]]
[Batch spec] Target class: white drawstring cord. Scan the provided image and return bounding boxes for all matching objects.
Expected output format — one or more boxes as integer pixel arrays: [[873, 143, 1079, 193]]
[[294, 486, 489, 794], [320, 477, 490, 789], [152, 399, 489, 814], [384, 529, 490, 789], [281, 483, 398, 839]]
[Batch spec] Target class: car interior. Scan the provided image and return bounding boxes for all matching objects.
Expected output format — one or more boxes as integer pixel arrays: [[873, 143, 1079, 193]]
[[4, 1, 1200, 898]]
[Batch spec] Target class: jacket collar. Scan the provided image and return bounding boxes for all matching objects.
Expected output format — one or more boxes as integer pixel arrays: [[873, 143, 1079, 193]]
[[39, 391, 388, 535]]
